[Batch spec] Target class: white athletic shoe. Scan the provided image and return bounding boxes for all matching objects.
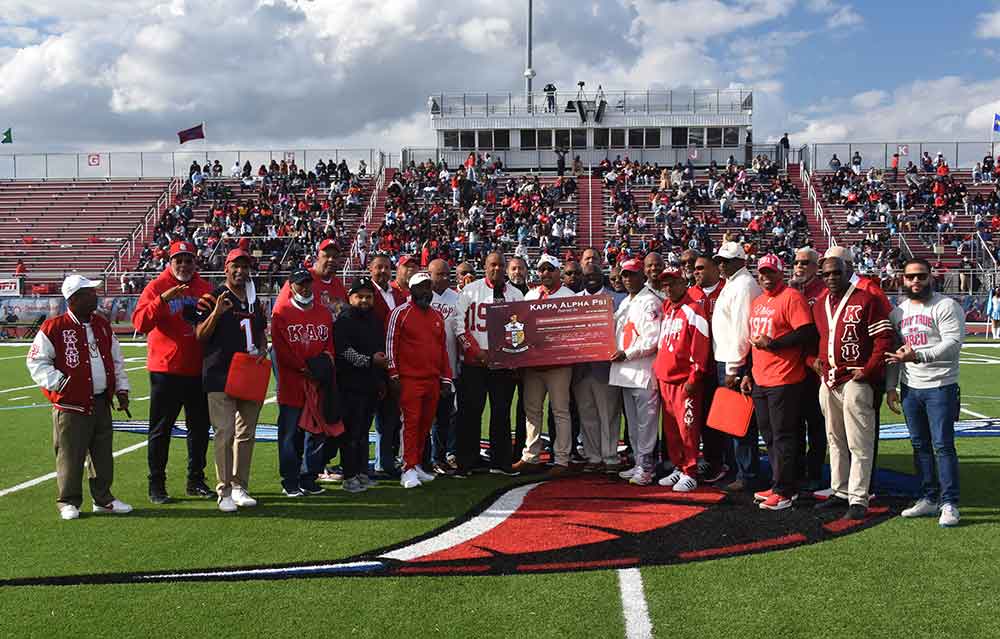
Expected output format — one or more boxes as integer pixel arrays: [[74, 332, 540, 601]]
[[413, 466, 436, 483], [217, 495, 238, 513], [629, 470, 653, 486], [938, 503, 960, 527], [58, 504, 79, 521], [658, 469, 683, 487], [400, 468, 422, 489], [901, 498, 938, 518], [231, 486, 257, 507], [813, 487, 836, 500], [672, 473, 698, 493], [618, 466, 640, 480], [92, 499, 133, 514]]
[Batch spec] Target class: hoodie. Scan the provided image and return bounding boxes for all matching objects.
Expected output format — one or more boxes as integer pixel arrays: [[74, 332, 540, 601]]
[[131, 268, 213, 376]]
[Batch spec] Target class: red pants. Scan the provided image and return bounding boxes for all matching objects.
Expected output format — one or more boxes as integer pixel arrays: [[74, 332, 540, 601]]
[[400, 376, 441, 470], [658, 379, 704, 477]]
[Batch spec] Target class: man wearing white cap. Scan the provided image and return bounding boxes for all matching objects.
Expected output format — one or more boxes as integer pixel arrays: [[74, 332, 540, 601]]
[[513, 254, 577, 476], [27, 275, 132, 520]]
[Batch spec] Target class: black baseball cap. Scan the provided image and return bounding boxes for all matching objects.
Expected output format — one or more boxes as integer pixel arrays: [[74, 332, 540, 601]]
[[349, 276, 376, 295], [289, 269, 312, 285]]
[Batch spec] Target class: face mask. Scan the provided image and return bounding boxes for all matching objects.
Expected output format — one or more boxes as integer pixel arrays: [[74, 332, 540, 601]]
[[293, 292, 314, 306], [413, 292, 433, 309]]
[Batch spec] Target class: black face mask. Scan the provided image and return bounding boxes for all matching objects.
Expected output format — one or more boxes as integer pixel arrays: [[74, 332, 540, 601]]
[[413, 292, 433, 309]]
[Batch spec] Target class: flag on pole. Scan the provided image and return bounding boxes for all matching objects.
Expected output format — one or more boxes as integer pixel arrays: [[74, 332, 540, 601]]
[[177, 123, 205, 144], [1, 128, 11, 144], [993, 113, 1000, 133]]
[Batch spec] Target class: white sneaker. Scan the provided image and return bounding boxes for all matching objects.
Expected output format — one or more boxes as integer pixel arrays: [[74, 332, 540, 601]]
[[939, 503, 960, 527], [92, 499, 133, 514], [629, 470, 653, 486], [413, 466, 436, 483], [217, 495, 238, 512], [618, 465, 639, 480], [901, 498, 939, 518], [672, 473, 698, 493], [58, 504, 79, 521], [400, 468, 422, 489], [231, 486, 257, 507], [658, 469, 683, 487], [813, 487, 836, 500]]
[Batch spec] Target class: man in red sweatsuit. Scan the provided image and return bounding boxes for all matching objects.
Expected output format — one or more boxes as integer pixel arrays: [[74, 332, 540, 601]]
[[654, 268, 712, 492], [131, 241, 214, 503], [386, 272, 454, 489], [271, 269, 336, 497]]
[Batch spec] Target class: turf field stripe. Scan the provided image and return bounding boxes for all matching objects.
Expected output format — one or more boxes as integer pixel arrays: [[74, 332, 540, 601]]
[[7, 395, 29, 401], [960, 406, 991, 419], [134, 561, 385, 581], [0, 440, 148, 497], [0, 384, 40, 394], [617, 568, 654, 639]]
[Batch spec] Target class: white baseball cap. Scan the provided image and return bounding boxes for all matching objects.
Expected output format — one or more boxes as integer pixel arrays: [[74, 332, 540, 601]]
[[537, 254, 561, 269], [62, 274, 102, 300], [408, 272, 432, 287], [714, 241, 747, 260]]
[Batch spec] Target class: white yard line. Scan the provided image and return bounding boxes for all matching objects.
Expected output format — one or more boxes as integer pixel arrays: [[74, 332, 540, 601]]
[[0, 384, 41, 394], [960, 406, 991, 420], [7, 395, 28, 401], [0, 440, 148, 497], [618, 568, 654, 639]]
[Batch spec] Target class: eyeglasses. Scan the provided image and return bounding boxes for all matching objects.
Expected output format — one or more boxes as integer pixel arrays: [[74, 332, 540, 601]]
[[538, 265, 557, 273], [903, 272, 929, 281], [563, 270, 581, 277], [794, 260, 814, 266]]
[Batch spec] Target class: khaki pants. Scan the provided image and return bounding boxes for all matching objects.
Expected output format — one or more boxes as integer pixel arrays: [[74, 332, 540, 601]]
[[573, 375, 622, 465], [208, 392, 262, 497], [52, 394, 115, 508], [522, 367, 573, 466], [819, 381, 876, 506]]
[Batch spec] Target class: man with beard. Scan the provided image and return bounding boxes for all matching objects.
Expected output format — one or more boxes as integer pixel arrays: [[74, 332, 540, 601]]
[[807, 256, 893, 520], [790, 246, 827, 490], [131, 241, 214, 503], [886, 258, 964, 528], [455, 252, 523, 475], [574, 264, 622, 473], [274, 239, 348, 319], [688, 255, 728, 483], [387, 273, 454, 489], [428, 259, 460, 475], [680, 249, 700, 286]]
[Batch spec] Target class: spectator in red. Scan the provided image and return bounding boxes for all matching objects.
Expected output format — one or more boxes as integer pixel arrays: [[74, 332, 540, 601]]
[[741, 254, 817, 511], [386, 273, 454, 489], [14, 259, 27, 277], [274, 239, 348, 319], [790, 246, 827, 489], [391, 255, 417, 303]]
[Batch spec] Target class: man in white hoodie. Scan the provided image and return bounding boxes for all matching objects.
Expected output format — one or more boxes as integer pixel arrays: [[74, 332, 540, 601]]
[[711, 241, 763, 492], [611, 258, 663, 486]]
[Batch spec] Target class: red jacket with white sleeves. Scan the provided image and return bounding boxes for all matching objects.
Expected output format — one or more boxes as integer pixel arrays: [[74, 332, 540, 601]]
[[386, 301, 453, 382], [653, 292, 712, 385]]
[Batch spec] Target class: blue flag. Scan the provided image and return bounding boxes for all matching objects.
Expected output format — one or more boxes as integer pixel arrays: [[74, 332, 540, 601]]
[[994, 113, 1000, 133]]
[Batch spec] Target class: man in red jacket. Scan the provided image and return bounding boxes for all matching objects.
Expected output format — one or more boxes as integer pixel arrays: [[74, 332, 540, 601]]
[[386, 272, 454, 489], [131, 241, 214, 503], [273, 239, 348, 318], [27, 275, 132, 520], [654, 268, 712, 492], [271, 269, 336, 497]]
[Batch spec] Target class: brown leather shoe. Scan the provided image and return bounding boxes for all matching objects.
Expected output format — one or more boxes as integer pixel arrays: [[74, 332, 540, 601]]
[[511, 460, 545, 474], [546, 464, 571, 478]]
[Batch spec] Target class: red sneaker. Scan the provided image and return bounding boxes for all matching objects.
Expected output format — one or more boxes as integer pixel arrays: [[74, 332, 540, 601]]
[[759, 493, 795, 511], [753, 488, 774, 502]]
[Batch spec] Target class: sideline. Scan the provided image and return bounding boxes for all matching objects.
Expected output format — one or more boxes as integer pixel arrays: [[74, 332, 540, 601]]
[[0, 440, 148, 498]]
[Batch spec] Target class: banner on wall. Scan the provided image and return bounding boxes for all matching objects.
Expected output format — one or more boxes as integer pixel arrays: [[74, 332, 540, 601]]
[[0, 278, 21, 297]]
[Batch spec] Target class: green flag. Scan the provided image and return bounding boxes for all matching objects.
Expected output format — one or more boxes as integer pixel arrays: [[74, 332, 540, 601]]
[[1, 128, 11, 144]]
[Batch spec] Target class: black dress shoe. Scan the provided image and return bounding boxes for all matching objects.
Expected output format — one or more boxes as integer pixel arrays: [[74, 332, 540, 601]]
[[814, 495, 849, 510], [149, 484, 170, 504], [186, 480, 215, 498], [842, 504, 868, 520]]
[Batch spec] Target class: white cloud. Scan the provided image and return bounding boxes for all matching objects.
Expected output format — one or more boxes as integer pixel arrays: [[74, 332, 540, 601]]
[[825, 6, 863, 29], [976, 10, 1000, 38], [850, 90, 887, 110]]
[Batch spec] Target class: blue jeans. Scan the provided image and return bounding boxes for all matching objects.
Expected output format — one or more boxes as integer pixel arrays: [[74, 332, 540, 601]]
[[430, 393, 457, 464], [276, 405, 304, 491], [374, 393, 400, 475], [901, 384, 960, 505], [716, 362, 759, 481]]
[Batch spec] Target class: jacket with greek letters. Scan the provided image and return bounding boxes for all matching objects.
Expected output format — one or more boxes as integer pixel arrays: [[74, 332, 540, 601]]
[[609, 288, 662, 390], [653, 292, 712, 385], [806, 286, 893, 389], [271, 299, 335, 408]]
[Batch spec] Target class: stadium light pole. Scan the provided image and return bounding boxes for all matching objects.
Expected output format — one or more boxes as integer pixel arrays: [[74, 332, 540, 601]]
[[524, 0, 535, 113]]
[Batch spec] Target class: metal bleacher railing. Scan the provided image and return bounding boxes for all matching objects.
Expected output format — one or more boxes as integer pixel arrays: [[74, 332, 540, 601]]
[[811, 142, 1000, 171]]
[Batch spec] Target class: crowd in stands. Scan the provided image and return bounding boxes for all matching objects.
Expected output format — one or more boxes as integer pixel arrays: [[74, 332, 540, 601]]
[[363, 156, 578, 270], [598, 154, 807, 268], [125, 158, 367, 292]]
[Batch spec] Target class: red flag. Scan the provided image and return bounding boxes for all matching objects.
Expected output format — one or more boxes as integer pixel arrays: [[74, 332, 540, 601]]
[[177, 123, 205, 144]]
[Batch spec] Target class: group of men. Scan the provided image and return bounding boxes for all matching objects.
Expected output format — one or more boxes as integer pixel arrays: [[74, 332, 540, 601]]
[[28, 236, 964, 528]]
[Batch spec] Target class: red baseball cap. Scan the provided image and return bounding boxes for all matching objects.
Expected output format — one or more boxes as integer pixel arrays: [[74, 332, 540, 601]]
[[659, 268, 684, 281], [398, 255, 416, 268], [225, 248, 252, 266], [756, 254, 783, 273], [169, 241, 195, 258], [318, 238, 337, 253], [620, 258, 643, 273]]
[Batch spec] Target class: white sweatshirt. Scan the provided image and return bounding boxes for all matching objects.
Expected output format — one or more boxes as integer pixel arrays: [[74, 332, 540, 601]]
[[711, 267, 762, 375], [886, 292, 964, 390]]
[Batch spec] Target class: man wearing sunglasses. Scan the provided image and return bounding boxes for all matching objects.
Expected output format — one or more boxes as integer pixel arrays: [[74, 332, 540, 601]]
[[886, 258, 965, 527], [132, 241, 215, 504]]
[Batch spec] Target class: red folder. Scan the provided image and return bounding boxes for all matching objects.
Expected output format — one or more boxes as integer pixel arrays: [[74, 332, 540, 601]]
[[225, 352, 271, 403], [706, 387, 754, 437]]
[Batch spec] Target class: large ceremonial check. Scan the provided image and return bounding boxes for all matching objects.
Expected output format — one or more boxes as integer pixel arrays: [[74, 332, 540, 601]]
[[485, 294, 616, 368]]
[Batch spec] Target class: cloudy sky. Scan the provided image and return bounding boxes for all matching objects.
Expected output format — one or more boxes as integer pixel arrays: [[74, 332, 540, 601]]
[[2, 0, 1000, 153]]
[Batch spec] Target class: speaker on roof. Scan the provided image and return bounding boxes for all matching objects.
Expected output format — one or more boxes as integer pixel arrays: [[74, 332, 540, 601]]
[[575, 100, 587, 123], [594, 100, 607, 123]]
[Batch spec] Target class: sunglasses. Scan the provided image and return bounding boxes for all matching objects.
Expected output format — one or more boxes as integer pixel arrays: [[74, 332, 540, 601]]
[[538, 265, 557, 272], [903, 272, 929, 281], [173, 257, 195, 265], [794, 260, 814, 266]]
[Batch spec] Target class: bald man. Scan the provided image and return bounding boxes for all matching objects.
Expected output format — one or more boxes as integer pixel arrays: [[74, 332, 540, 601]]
[[456, 261, 475, 291], [427, 259, 460, 473], [644, 252, 667, 301]]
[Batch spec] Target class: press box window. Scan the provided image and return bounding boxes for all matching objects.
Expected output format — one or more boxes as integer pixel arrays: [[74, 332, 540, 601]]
[[460, 130, 475, 150], [520, 129, 536, 150], [538, 129, 553, 149], [477, 130, 493, 150], [554, 129, 570, 150], [688, 128, 705, 147], [611, 129, 626, 148], [628, 129, 644, 148], [644, 128, 660, 148], [707, 128, 723, 148], [671, 127, 688, 148], [594, 128, 610, 149], [493, 130, 510, 150], [443, 131, 459, 149], [723, 127, 739, 147], [571, 129, 587, 149]]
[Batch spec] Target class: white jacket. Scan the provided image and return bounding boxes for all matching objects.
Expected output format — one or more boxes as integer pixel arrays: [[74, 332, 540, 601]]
[[711, 267, 762, 375], [609, 288, 662, 390], [432, 287, 461, 375], [454, 278, 524, 361]]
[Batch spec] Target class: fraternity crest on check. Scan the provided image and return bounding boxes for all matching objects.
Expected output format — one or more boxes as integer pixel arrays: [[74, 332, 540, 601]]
[[502, 314, 528, 353]]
